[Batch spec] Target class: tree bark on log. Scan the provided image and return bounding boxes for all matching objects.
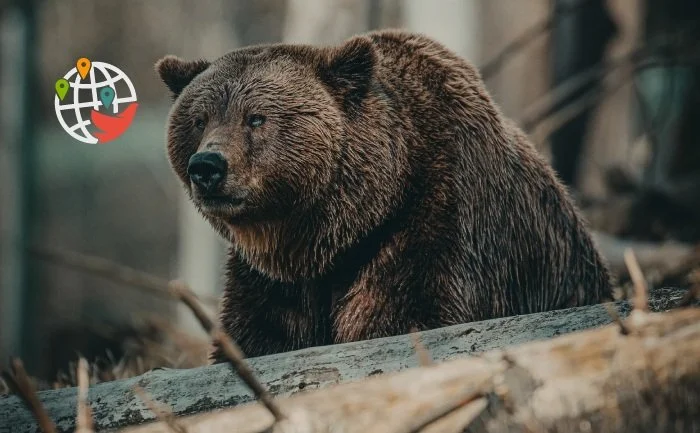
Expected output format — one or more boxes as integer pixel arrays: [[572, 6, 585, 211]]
[[0, 288, 693, 432], [126, 306, 700, 433], [115, 307, 700, 433]]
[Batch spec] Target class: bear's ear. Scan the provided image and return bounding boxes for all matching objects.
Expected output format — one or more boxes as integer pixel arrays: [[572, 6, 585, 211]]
[[318, 36, 377, 112], [155, 55, 210, 98]]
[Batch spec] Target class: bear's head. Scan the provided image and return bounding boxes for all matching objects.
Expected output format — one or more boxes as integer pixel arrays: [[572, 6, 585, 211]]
[[156, 37, 406, 281]]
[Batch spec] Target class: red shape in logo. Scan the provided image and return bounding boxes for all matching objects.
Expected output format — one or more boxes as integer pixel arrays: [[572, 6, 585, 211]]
[[90, 103, 139, 143]]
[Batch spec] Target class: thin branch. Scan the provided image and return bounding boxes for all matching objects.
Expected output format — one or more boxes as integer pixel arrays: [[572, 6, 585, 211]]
[[31, 245, 218, 306], [528, 60, 675, 146], [1, 358, 57, 433], [409, 328, 433, 367], [168, 281, 216, 331], [133, 385, 187, 433], [529, 78, 615, 146], [604, 303, 629, 335], [480, 0, 595, 79], [169, 280, 286, 422], [521, 57, 617, 132], [401, 392, 488, 433], [211, 329, 285, 421], [624, 249, 649, 312], [521, 28, 699, 134], [75, 358, 94, 433]]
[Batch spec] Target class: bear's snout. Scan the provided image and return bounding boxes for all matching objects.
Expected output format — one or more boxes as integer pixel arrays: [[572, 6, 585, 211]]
[[187, 151, 227, 195]]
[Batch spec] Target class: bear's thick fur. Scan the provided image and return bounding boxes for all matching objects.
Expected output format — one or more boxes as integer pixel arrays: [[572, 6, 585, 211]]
[[156, 30, 612, 360]]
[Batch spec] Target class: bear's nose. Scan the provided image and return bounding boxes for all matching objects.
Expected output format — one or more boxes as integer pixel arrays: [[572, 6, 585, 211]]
[[187, 151, 227, 193]]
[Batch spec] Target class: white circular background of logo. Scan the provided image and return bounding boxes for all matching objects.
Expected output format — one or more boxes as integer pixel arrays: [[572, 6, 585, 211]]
[[54, 61, 138, 144]]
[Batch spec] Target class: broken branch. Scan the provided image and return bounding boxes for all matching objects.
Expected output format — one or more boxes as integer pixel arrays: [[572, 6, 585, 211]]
[[169, 280, 285, 422]]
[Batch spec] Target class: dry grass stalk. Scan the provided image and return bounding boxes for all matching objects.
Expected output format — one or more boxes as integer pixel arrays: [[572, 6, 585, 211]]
[[0, 376, 9, 395], [47, 321, 209, 391], [75, 358, 94, 433], [143, 316, 210, 365], [624, 248, 648, 312], [168, 280, 285, 422], [133, 385, 187, 433], [1, 358, 57, 433]]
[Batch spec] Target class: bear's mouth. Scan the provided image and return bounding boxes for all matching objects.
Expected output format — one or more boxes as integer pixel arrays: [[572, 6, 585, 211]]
[[198, 194, 247, 217]]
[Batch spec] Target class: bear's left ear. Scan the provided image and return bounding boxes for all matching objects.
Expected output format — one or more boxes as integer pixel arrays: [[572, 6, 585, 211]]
[[155, 55, 210, 99], [318, 36, 377, 111]]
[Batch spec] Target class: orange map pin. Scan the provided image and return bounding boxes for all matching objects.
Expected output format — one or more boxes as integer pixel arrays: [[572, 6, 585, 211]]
[[76, 57, 91, 79]]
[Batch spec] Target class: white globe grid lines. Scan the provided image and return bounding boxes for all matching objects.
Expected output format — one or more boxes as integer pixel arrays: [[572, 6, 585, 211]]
[[54, 61, 138, 144]]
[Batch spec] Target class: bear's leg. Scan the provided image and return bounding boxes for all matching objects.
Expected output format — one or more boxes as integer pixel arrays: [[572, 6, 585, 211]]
[[213, 257, 332, 362], [330, 249, 464, 343]]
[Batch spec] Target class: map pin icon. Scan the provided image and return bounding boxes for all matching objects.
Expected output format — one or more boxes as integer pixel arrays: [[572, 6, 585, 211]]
[[55, 78, 69, 100], [77, 57, 91, 79], [99, 87, 115, 110]]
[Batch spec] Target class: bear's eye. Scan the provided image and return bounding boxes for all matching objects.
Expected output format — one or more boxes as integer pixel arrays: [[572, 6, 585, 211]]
[[194, 118, 206, 131], [247, 114, 266, 128]]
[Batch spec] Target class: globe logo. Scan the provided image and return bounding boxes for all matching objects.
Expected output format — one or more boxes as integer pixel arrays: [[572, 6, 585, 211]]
[[54, 57, 138, 144]]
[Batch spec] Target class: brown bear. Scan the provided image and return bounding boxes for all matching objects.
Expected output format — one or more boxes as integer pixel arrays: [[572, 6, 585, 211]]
[[155, 29, 612, 361]]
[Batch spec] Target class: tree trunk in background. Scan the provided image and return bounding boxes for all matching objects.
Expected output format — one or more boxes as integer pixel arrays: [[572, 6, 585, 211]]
[[283, 0, 369, 44], [0, 1, 38, 372], [0, 6, 27, 365], [626, 0, 700, 242], [576, 0, 644, 200], [549, 0, 616, 187], [479, 0, 551, 141]]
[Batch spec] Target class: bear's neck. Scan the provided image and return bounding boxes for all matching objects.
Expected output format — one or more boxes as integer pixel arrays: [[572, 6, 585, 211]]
[[224, 184, 403, 284]]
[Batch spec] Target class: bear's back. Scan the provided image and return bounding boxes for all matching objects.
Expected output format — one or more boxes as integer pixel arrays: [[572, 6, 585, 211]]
[[353, 30, 612, 316]]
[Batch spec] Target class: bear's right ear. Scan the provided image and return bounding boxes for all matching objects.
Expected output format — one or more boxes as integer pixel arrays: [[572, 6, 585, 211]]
[[155, 55, 210, 98]]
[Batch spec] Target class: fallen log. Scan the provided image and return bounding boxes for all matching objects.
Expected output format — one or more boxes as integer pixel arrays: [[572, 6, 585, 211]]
[[0, 287, 692, 432], [119, 306, 700, 433]]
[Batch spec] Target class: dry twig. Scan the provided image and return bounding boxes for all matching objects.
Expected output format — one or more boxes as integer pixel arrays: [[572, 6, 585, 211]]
[[31, 245, 218, 306], [521, 28, 699, 141], [1, 358, 57, 433], [168, 280, 285, 421], [479, 0, 594, 79], [604, 303, 629, 335], [133, 385, 187, 433], [624, 248, 648, 312], [75, 358, 94, 433], [527, 65, 632, 145]]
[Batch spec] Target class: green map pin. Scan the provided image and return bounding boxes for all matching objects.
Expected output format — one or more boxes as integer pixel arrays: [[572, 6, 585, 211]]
[[55, 78, 69, 100]]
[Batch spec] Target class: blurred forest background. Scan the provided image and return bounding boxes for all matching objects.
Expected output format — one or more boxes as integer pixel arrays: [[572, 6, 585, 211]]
[[0, 0, 699, 385]]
